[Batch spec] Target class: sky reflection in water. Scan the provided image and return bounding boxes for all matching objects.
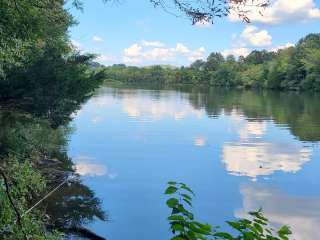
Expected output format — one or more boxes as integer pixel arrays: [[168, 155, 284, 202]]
[[68, 86, 320, 240]]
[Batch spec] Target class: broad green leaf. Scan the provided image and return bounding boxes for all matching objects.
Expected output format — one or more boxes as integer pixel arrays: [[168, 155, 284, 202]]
[[278, 225, 292, 239], [227, 221, 242, 230], [165, 186, 178, 194], [167, 198, 179, 208], [172, 223, 184, 232], [214, 232, 234, 239]]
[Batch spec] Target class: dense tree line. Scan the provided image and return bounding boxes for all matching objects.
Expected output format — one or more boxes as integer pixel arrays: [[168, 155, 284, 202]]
[[103, 33, 320, 91], [0, 0, 106, 105]]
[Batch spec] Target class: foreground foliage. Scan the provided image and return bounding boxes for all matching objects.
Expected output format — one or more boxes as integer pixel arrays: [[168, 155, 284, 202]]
[[165, 182, 291, 240], [0, 157, 61, 240]]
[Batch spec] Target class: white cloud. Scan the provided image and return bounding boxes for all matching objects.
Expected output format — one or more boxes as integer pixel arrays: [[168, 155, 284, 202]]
[[188, 47, 206, 62], [229, 0, 320, 24], [236, 184, 320, 240], [122, 42, 206, 65], [176, 43, 190, 54], [194, 136, 206, 147], [71, 39, 82, 50], [195, 19, 211, 28], [142, 40, 165, 47], [124, 43, 143, 58], [241, 26, 272, 47], [93, 35, 104, 43], [223, 25, 295, 57], [270, 42, 295, 52], [144, 47, 175, 61], [222, 47, 250, 58], [95, 55, 113, 64]]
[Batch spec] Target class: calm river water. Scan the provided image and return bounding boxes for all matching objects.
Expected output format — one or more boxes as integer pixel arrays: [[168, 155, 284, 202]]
[[68, 85, 320, 240]]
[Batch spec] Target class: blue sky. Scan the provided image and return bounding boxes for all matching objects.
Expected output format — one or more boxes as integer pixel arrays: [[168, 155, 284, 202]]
[[69, 0, 320, 66]]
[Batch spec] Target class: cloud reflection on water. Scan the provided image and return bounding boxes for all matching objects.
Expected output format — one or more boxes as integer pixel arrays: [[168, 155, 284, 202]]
[[236, 184, 320, 240], [74, 155, 117, 178], [223, 111, 312, 180], [223, 142, 311, 179], [121, 96, 204, 121]]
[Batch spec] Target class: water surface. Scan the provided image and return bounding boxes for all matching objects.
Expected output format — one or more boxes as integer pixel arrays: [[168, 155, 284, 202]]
[[68, 85, 320, 239]]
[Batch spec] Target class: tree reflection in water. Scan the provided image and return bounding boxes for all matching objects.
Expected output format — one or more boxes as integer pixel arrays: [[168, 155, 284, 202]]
[[0, 69, 107, 237]]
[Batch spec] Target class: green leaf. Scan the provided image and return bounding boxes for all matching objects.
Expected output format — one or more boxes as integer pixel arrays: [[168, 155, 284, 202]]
[[249, 211, 268, 222], [168, 215, 185, 221], [187, 213, 194, 220], [165, 186, 178, 194], [172, 223, 184, 232], [180, 185, 195, 196], [243, 231, 255, 239], [253, 222, 263, 234], [183, 197, 192, 207], [192, 222, 212, 232], [253, 218, 267, 226], [227, 221, 243, 231], [214, 232, 234, 239], [168, 181, 177, 185], [181, 193, 192, 201], [171, 236, 184, 240], [189, 223, 211, 235], [167, 198, 179, 208], [278, 225, 292, 239]]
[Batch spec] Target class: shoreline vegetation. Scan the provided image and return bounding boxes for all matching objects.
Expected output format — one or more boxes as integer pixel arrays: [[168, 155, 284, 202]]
[[102, 33, 320, 92], [1, 1, 107, 239]]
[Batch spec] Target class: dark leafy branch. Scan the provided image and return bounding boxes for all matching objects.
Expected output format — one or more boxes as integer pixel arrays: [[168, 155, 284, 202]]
[[149, 0, 270, 24], [165, 182, 292, 240]]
